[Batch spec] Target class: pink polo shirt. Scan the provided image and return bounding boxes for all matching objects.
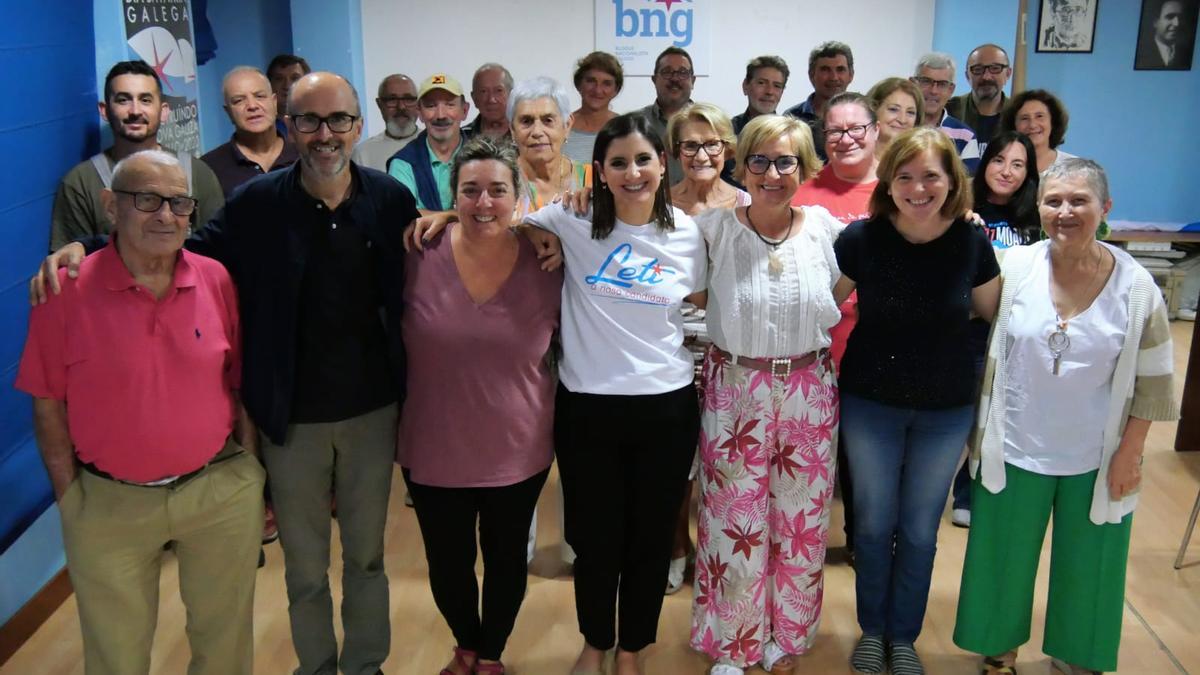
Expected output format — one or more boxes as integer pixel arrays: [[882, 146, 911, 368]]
[[16, 242, 241, 483]]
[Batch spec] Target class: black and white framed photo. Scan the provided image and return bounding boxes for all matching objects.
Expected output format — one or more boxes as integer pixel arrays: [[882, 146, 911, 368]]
[[1135, 0, 1197, 70], [1036, 0, 1099, 53]]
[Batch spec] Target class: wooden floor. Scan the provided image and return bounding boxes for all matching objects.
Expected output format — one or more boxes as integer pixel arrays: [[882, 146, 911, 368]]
[[6, 322, 1200, 675]]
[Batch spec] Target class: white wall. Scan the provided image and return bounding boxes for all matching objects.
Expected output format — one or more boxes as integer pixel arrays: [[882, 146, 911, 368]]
[[360, 0, 936, 136]]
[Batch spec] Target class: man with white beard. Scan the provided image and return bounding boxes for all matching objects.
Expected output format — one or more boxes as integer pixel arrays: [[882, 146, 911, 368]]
[[352, 73, 420, 171]]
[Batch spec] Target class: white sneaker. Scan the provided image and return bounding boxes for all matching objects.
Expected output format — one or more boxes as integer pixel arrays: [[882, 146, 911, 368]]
[[951, 508, 971, 528], [403, 491, 414, 507], [665, 556, 687, 594]]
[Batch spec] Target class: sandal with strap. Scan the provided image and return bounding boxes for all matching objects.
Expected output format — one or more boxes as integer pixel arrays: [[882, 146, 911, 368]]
[[982, 655, 1018, 674], [440, 646, 477, 675], [474, 661, 505, 674], [761, 641, 794, 673]]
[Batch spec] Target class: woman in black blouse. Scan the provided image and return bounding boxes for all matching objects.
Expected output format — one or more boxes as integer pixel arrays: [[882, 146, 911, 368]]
[[832, 128, 1000, 675]]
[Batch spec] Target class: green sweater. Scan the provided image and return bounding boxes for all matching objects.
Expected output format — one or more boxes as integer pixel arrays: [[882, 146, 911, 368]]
[[49, 148, 225, 251]]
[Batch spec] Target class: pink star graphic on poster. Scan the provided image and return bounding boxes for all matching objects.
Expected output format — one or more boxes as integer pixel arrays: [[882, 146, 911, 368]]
[[149, 39, 176, 93], [656, 0, 684, 11]]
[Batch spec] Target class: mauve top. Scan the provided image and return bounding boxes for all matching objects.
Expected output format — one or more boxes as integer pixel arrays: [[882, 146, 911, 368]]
[[398, 225, 563, 487]]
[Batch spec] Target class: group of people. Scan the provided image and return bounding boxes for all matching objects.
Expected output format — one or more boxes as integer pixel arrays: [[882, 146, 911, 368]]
[[19, 35, 1177, 675]]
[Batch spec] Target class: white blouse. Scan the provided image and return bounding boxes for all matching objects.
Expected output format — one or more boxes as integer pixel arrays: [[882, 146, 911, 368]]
[[1003, 243, 1128, 475], [696, 206, 843, 358]]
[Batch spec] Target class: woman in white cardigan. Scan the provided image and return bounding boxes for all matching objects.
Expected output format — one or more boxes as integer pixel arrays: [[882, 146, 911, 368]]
[[953, 158, 1178, 675]]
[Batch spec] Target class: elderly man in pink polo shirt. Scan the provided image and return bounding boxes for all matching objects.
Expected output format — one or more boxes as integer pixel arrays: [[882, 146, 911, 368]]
[[16, 150, 264, 675]]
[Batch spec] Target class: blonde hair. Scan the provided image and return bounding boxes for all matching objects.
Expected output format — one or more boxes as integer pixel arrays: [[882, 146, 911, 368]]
[[869, 127, 972, 220], [734, 114, 822, 183], [866, 77, 924, 129], [666, 102, 736, 161]]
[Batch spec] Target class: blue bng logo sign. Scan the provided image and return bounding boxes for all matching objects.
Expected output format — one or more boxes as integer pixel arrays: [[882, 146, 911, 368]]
[[612, 0, 694, 47]]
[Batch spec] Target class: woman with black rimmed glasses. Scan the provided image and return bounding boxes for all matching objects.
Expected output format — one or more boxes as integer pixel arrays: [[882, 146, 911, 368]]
[[689, 115, 853, 675], [666, 103, 750, 217]]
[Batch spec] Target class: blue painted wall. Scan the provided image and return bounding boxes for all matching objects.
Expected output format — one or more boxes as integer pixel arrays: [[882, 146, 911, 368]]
[[0, 0, 95, 625], [196, 0, 294, 153], [290, 0, 366, 114], [933, 0, 1200, 224]]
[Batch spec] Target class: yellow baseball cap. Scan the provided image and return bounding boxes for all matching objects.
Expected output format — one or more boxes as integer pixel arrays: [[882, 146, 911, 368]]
[[418, 74, 464, 99]]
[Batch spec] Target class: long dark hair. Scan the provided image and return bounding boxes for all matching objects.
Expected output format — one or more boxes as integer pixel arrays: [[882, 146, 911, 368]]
[[973, 131, 1040, 243], [590, 113, 674, 240]]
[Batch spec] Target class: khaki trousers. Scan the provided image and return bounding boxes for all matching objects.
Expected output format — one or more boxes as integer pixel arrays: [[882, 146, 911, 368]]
[[262, 403, 398, 675], [60, 442, 265, 675]]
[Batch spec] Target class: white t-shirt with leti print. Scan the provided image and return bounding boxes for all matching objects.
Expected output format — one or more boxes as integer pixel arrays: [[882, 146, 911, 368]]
[[524, 203, 707, 395]]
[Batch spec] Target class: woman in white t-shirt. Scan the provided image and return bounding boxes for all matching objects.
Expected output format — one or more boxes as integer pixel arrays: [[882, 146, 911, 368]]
[[955, 159, 1178, 675], [688, 115, 853, 675], [523, 112, 707, 675]]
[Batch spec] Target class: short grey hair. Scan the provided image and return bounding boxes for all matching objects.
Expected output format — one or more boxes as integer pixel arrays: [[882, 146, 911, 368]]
[[111, 150, 183, 191], [915, 52, 956, 75], [1039, 157, 1110, 204], [377, 73, 414, 98], [221, 66, 269, 99], [506, 76, 572, 126], [474, 63, 514, 92]]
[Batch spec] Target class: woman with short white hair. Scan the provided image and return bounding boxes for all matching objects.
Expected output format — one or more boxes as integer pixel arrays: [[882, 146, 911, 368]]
[[955, 158, 1177, 675], [506, 76, 592, 216]]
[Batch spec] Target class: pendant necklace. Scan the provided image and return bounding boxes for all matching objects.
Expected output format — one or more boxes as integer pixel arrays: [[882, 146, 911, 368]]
[[1048, 244, 1104, 376], [745, 206, 795, 277]]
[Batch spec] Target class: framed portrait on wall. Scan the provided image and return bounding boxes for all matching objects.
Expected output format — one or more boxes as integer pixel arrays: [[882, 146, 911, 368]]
[[1135, 0, 1197, 70], [1036, 0, 1099, 53]]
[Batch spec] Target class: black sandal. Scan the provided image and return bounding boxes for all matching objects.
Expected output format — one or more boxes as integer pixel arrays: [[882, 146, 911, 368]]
[[982, 655, 1018, 674]]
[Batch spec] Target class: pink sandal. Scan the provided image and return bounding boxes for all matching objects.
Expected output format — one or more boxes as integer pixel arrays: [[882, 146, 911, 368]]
[[440, 647, 477, 675]]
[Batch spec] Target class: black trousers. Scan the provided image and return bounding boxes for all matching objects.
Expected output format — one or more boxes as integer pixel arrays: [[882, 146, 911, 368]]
[[554, 383, 699, 652], [404, 468, 549, 661]]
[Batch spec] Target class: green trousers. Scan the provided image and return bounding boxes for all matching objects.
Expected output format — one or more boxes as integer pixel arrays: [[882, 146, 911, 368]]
[[953, 463, 1132, 672]]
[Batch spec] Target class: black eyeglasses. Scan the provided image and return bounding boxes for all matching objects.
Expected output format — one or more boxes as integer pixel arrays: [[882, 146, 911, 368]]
[[824, 123, 874, 142], [745, 154, 800, 175], [913, 76, 953, 90], [378, 96, 418, 108], [679, 140, 725, 157], [291, 113, 360, 133], [969, 63, 1009, 76], [114, 190, 197, 216], [656, 68, 693, 80]]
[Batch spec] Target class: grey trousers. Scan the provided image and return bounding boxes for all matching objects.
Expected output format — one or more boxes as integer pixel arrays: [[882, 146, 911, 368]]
[[263, 403, 398, 675]]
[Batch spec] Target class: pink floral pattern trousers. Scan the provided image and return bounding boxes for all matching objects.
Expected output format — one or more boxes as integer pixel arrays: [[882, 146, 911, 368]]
[[690, 347, 838, 667]]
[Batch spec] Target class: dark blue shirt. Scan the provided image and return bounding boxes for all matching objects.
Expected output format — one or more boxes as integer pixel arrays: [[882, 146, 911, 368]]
[[187, 162, 414, 442]]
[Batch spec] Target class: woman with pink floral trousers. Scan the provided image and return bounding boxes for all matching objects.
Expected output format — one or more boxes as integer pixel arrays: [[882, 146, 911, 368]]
[[688, 115, 854, 675]]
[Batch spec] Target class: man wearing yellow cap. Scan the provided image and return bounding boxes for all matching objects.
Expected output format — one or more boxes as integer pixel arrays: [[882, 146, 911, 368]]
[[386, 73, 470, 212]]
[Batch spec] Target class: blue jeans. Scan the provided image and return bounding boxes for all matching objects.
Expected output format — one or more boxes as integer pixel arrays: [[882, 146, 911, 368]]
[[840, 394, 974, 642]]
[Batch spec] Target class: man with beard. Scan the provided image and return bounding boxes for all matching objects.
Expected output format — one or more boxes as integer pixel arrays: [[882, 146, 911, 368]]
[[50, 60, 224, 250], [202, 66, 299, 196], [33, 71, 416, 675], [730, 55, 789, 136], [463, 63, 513, 140], [638, 46, 695, 185], [945, 44, 1011, 150], [387, 74, 470, 212], [352, 73, 420, 171], [912, 52, 981, 173], [1137, 0, 1195, 69]]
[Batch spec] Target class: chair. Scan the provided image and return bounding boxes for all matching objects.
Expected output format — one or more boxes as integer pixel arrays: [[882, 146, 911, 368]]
[[1176, 485, 1200, 569]]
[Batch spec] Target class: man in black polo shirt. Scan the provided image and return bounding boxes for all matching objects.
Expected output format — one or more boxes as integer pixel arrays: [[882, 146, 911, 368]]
[[36, 71, 415, 675], [201, 66, 298, 197]]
